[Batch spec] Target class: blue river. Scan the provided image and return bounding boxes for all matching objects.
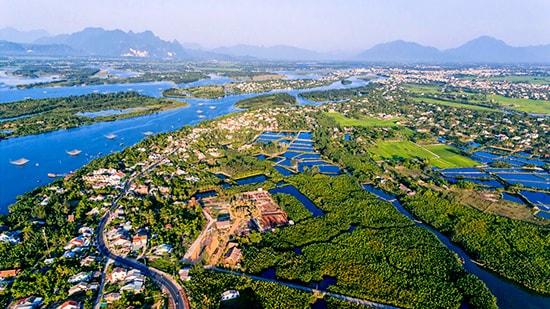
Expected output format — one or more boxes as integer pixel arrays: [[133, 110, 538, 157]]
[[0, 75, 367, 212]]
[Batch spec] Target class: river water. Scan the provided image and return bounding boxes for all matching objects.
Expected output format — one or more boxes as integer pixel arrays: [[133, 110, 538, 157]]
[[0, 75, 366, 211]]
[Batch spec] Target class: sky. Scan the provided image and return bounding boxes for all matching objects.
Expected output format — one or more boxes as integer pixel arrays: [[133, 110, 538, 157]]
[[1, 0, 549, 52]]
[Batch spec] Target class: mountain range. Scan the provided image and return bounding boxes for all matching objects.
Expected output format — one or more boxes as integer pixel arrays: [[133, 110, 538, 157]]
[[1, 27, 550, 63]]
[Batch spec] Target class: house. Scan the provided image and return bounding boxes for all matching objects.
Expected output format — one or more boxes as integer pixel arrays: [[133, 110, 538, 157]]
[[153, 244, 173, 256], [178, 268, 191, 281], [68, 282, 88, 295], [120, 279, 144, 294], [0, 269, 20, 281], [223, 244, 242, 265], [68, 272, 90, 284], [12, 296, 43, 309], [124, 269, 143, 283], [56, 300, 80, 309], [131, 234, 147, 252], [110, 267, 127, 282], [104, 292, 122, 303], [221, 290, 240, 301]]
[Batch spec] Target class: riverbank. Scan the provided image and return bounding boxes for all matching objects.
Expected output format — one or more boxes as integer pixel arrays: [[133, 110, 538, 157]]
[[0, 93, 188, 139]]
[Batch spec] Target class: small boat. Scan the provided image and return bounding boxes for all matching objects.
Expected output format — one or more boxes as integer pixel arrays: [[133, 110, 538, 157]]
[[198, 115, 205, 119], [47, 173, 57, 178], [209, 105, 216, 109], [120, 143, 124, 146], [105, 134, 117, 139], [143, 131, 153, 136], [66, 149, 82, 156], [198, 103, 204, 106], [35, 163, 39, 167], [197, 110, 203, 113], [10, 158, 29, 166], [471, 259, 485, 267]]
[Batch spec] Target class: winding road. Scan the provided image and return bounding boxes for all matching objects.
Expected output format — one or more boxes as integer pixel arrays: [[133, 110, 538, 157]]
[[95, 160, 189, 309]]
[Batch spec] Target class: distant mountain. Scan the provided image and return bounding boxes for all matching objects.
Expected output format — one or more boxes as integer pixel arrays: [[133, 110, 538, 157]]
[[0, 40, 78, 56], [212, 44, 320, 61], [35, 27, 187, 59], [0, 27, 49, 43], [358, 36, 550, 63], [357, 40, 441, 62]]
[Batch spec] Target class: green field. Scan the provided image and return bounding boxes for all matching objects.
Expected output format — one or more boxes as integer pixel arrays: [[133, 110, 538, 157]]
[[413, 97, 497, 112], [461, 75, 550, 85], [370, 141, 435, 160], [370, 142, 479, 168], [424, 145, 480, 168], [487, 94, 550, 114], [326, 112, 403, 127]]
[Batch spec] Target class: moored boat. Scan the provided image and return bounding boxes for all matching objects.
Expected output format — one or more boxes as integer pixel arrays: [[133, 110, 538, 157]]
[[47, 173, 57, 178], [10, 158, 29, 165], [143, 131, 153, 136], [66, 149, 82, 156]]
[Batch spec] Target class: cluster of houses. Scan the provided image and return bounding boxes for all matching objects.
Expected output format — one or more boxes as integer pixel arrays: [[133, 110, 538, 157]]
[[106, 221, 148, 256], [82, 168, 126, 190], [67, 270, 100, 296], [105, 267, 146, 297], [0, 229, 21, 245], [62, 226, 94, 259]]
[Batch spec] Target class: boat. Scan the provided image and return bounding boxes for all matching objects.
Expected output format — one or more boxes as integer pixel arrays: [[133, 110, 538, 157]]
[[471, 259, 485, 267], [197, 110, 203, 113], [10, 158, 29, 166], [198, 115, 205, 119], [105, 134, 117, 139], [143, 131, 153, 136], [47, 173, 57, 178], [209, 105, 216, 109], [66, 149, 82, 156], [198, 103, 204, 106]]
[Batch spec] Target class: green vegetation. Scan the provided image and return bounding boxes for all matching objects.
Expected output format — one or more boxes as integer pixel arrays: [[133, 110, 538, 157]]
[[424, 145, 479, 168], [487, 94, 550, 114], [234, 93, 297, 109], [369, 141, 434, 161], [368, 142, 478, 168], [402, 191, 550, 294], [0, 92, 187, 139], [325, 112, 403, 127], [185, 267, 315, 308], [412, 97, 497, 112], [299, 86, 371, 102], [242, 174, 496, 308]]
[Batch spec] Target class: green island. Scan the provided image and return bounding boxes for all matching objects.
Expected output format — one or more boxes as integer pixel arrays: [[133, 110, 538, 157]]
[[234, 93, 297, 108], [0, 92, 188, 139]]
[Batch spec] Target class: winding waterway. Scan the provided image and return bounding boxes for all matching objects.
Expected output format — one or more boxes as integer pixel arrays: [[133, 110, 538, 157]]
[[362, 184, 550, 309], [0, 75, 366, 211]]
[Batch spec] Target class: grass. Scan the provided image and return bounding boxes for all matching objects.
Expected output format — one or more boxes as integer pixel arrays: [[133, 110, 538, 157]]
[[325, 112, 403, 127], [370, 142, 479, 168], [487, 95, 550, 114], [412, 97, 497, 112], [462, 75, 550, 85], [370, 141, 434, 160], [424, 145, 480, 168]]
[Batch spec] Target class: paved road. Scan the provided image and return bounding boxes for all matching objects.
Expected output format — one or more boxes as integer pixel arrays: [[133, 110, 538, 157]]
[[206, 267, 400, 309], [96, 155, 190, 309], [97, 210, 189, 309]]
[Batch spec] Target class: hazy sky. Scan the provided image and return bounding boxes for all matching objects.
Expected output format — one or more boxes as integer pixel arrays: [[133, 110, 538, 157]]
[[1, 0, 549, 51]]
